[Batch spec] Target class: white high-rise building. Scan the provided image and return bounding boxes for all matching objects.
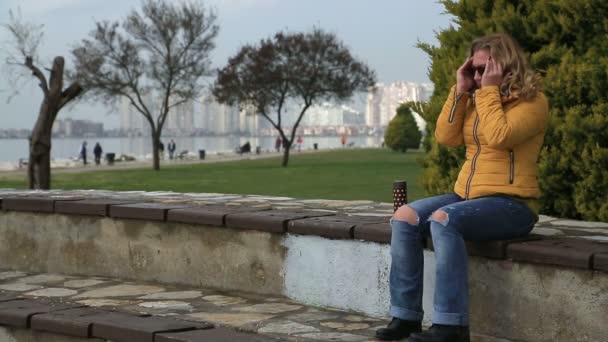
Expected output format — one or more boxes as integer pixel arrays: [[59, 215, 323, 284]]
[[365, 82, 433, 129], [303, 103, 364, 127], [200, 96, 240, 134], [121, 94, 195, 136], [120, 96, 148, 135], [166, 99, 195, 135]]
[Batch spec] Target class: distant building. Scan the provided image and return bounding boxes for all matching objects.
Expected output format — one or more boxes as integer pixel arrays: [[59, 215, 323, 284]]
[[200, 96, 240, 135], [120, 95, 197, 136], [303, 102, 364, 127], [53, 118, 103, 137], [120, 96, 148, 136], [366, 82, 432, 129], [165, 100, 195, 135], [239, 104, 271, 135]]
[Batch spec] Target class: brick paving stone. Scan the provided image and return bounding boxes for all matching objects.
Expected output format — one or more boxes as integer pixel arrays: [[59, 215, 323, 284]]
[[288, 215, 389, 240], [55, 199, 137, 216], [109, 203, 192, 221], [167, 205, 269, 227], [0, 299, 81, 328], [593, 253, 608, 272], [426, 235, 542, 259], [2, 197, 78, 213], [91, 314, 210, 342], [507, 238, 608, 269], [226, 210, 335, 233], [354, 222, 391, 243], [466, 235, 542, 259], [287, 217, 355, 239], [30, 307, 131, 337]]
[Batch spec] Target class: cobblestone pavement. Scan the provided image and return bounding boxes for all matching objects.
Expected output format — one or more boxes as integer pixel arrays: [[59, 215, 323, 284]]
[[0, 270, 514, 342]]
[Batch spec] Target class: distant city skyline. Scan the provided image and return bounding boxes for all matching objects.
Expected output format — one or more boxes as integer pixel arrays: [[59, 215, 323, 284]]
[[0, 0, 453, 130], [2, 79, 429, 139]]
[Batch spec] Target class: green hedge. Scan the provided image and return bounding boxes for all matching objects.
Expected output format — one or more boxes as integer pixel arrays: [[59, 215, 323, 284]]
[[419, 0, 608, 221], [384, 102, 422, 153]]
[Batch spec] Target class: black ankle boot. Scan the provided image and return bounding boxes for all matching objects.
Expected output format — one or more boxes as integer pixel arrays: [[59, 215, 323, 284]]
[[375, 317, 422, 341], [408, 324, 470, 342]]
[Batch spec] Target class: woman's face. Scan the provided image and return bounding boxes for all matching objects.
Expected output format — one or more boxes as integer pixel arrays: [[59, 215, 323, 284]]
[[471, 49, 491, 89]]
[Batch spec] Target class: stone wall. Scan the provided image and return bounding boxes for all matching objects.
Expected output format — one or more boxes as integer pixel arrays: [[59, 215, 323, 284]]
[[0, 190, 607, 341]]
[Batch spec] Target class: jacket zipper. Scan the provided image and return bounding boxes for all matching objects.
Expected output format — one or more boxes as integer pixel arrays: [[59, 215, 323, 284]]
[[465, 110, 481, 200], [448, 87, 463, 123], [509, 150, 515, 184]]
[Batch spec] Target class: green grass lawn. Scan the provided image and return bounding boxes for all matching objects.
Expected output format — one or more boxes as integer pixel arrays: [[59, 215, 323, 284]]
[[0, 148, 425, 203]]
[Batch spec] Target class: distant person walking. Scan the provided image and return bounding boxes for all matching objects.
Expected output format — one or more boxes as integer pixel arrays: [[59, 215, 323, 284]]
[[168, 139, 177, 160], [340, 135, 347, 148], [158, 141, 165, 160], [79, 141, 88, 165], [297, 135, 303, 152], [275, 136, 281, 152], [93, 142, 103, 165]]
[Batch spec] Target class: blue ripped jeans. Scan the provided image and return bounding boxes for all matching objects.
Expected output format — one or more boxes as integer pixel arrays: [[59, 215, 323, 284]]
[[389, 193, 536, 326]]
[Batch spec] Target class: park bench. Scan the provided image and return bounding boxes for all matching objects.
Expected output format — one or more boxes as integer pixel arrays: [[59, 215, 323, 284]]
[[235, 141, 252, 155]]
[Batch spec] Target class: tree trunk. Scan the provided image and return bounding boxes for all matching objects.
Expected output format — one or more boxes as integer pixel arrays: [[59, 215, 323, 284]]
[[24, 56, 82, 189], [28, 101, 55, 189], [27, 137, 51, 189], [152, 132, 160, 171], [281, 141, 291, 167]]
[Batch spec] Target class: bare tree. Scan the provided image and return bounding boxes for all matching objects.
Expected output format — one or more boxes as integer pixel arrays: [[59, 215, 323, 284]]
[[213, 28, 376, 167], [72, 0, 218, 170], [2, 9, 83, 189]]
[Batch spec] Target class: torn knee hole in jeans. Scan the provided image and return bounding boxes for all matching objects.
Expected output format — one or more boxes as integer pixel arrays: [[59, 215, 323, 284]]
[[392, 215, 420, 226], [430, 211, 449, 227], [393, 207, 420, 226]]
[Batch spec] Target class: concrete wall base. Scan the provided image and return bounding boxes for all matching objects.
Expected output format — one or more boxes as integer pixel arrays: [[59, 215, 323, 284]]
[[0, 327, 104, 342]]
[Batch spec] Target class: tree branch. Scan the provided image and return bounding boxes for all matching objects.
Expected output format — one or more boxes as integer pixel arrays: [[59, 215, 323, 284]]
[[24, 56, 49, 96], [56, 82, 83, 113], [48, 56, 65, 97]]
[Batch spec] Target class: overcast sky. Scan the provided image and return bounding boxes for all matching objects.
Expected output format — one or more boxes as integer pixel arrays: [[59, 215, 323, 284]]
[[0, 0, 453, 129]]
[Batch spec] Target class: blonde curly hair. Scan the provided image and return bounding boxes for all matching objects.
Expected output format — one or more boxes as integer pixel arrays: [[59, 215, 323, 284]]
[[470, 33, 542, 100]]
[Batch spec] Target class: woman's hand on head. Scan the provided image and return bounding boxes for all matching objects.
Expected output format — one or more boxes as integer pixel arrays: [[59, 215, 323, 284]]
[[481, 56, 503, 88], [456, 57, 474, 94]]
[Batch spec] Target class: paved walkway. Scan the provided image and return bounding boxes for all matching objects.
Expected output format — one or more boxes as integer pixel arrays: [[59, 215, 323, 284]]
[[0, 150, 293, 176], [0, 270, 512, 342]]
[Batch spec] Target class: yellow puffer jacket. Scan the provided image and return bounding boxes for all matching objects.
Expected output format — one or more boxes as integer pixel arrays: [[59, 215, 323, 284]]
[[435, 85, 549, 200]]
